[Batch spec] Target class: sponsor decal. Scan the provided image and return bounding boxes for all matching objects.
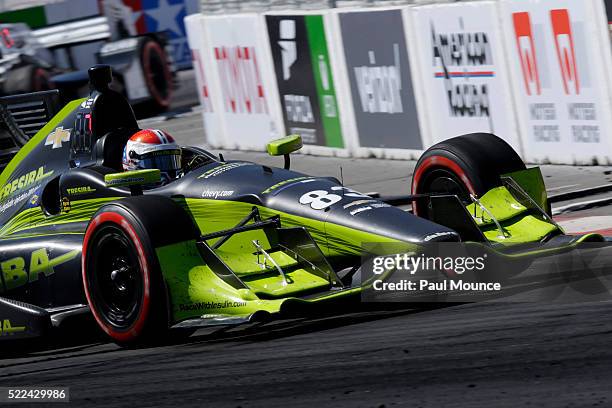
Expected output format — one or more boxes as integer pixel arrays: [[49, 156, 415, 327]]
[[512, 12, 541, 96], [431, 20, 493, 117], [61, 197, 71, 213], [106, 176, 145, 185], [349, 202, 391, 216], [262, 176, 314, 194], [343, 199, 377, 209], [0, 187, 39, 214], [550, 9, 579, 95], [423, 231, 458, 242], [29, 194, 39, 206], [0, 248, 79, 292], [353, 43, 403, 114], [350, 206, 371, 216], [179, 300, 247, 311], [198, 162, 252, 179], [0, 319, 25, 336], [80, 98, 94, 109], [201, 190, 234, 199], [214, 46, 268, 114], [66, 186, 96, 196], [0, 166, 53, 201], [45, 126, 71, 149]]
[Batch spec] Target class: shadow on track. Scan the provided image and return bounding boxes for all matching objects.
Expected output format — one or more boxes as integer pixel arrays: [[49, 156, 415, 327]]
[[0, 303, 457, 361], [168, 303, 458, 348]]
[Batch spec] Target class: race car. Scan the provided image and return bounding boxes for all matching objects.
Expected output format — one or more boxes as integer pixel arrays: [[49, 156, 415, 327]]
[[0, 23, 55, 96], [0, 16, 174, 113], [0, 65, 604, 346]]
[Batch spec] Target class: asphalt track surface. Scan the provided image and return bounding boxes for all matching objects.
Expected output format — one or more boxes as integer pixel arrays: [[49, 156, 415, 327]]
[[3, 111, 612, 407]]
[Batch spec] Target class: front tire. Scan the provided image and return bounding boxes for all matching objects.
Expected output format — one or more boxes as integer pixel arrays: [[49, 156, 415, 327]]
[[82, 196, 199, 346], [411, 133, 526, 216]]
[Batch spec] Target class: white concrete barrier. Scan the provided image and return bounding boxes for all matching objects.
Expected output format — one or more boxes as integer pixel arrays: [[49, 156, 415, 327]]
[[185, 13, 285, 151], [185, 0, 612, 164], [408, 1, 523, 155], [499, 0, 612, 164]]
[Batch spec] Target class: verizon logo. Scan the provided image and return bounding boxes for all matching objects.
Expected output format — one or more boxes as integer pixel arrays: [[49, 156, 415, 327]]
[[550, 9, 579, 95], [214, 46, 268, 114], [513, 12, 541, 96], [353, 43, 403, 114]]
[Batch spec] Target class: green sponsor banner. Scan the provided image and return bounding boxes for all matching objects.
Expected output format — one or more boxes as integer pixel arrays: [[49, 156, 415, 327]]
[[267, 14, 344, 149], [0, 6, 47, 28], [305, 15, 344, 148]]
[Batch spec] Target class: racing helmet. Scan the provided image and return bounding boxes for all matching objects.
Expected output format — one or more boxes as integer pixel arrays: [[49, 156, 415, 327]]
[[122, 129, 181, 182]]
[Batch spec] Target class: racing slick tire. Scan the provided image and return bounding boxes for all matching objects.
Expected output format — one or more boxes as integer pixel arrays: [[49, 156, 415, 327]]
[[82, 195, 199, 346], [31, 66, 52, 92], [411, 133, 526, 216], [140, 38, 173, 113]]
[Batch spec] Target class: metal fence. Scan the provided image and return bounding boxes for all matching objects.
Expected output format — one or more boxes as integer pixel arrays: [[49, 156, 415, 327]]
[[199, 0, 457, 14]]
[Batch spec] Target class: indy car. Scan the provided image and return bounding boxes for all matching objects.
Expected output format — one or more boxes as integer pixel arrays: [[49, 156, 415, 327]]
[[0, 23, 55, 96], [0, 65, 604, 346], [0, 15, 173, 112]]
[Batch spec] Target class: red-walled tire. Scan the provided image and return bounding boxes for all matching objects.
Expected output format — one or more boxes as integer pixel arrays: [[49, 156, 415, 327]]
[[31, 67, 52, 92], [141, 39, 172, 112], [412, 133, 526, 217], [82, 196, 199, 346]]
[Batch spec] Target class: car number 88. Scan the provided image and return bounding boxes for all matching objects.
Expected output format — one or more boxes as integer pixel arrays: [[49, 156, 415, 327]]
[[299, 187, 368, 210]]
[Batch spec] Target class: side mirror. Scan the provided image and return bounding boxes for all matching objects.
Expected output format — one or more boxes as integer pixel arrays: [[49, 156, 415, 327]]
[[266, 134, 302, 170], [104, 169, 160, 195]]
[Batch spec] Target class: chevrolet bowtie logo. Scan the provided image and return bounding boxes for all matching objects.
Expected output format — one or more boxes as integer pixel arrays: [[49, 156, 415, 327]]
[[45, 127, 71, 149]]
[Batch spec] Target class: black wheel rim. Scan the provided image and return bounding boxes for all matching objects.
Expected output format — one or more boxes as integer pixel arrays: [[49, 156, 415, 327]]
[[421, 168, 471, 204], [87, 224, 143, 329], [148, 48, 169, 101], [415, 168, 471, 216]]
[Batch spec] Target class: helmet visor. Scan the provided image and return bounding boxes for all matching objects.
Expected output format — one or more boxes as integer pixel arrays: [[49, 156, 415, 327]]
[[138, 150, 181, 173]]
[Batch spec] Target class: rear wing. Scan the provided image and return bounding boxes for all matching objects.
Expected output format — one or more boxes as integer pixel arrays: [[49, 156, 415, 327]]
[[0, 90, 61, 170], [32, 16, 111, 49]]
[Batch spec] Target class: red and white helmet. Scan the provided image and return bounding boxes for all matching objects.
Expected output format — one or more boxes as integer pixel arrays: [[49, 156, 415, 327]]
[[122, 129, 181, 181]]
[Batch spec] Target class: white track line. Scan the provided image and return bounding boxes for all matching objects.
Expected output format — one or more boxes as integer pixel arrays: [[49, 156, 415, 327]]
[[547, 184, 579, 192]]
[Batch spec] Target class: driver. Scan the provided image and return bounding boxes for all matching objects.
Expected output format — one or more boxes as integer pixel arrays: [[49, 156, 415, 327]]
[[122, 129, 182, 185]]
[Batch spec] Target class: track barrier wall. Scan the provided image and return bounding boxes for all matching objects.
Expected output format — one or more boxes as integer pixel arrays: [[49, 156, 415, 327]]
[[185, 0, 612, 164]]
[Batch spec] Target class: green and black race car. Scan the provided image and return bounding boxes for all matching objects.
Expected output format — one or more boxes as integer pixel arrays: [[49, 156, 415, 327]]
[[0, 65, 604, 346]]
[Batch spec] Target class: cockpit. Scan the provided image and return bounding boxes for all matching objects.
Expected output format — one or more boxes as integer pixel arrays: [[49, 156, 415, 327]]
[[69, 65, 217, 181]]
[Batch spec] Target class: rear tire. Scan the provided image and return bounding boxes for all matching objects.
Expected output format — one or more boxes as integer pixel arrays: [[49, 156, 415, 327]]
[[140, 38, 172, 113], [82, 196, 199, 346], [31, 67, 52, 92], [411, 133, 526, 216]]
